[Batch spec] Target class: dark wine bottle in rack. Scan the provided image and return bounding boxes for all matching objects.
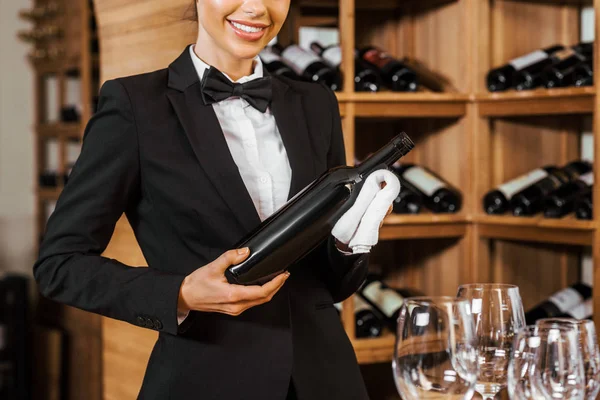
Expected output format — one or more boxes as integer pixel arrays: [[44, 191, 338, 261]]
[[483, 166, 557, 215], [259, 47, 298, 80], [334, 296, 384, 339], [511, 160, 592, 216], [524, 283, 592, 325], [486, 45, 564, 92], [279, 44, 342, 91], [542, 43, 593, 88], [62, 68, 82, 123], [309, 42, 381, 92], [358, 46, 417, 92], [574, 58, 594, 87], [575, 187, 593, 220], [392, 164, 462, 213], [556, 299, 593, 320], [392, 178, 422, 214], [544, 171, 593, 218]]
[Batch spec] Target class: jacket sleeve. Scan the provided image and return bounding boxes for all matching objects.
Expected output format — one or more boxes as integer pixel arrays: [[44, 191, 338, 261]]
[[33, 79, 189, 336], [309, 84, 370, 304]]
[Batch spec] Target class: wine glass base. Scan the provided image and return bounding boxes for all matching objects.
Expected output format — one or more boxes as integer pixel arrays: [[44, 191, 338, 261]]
[[475, 382, 503, 400]]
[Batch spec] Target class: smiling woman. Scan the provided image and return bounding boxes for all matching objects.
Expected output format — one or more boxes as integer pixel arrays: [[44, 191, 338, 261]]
[[32, 0, 376, 399]]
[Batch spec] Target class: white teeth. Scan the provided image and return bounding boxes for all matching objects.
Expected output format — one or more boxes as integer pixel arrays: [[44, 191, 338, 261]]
[[230, 21, 264, 33]]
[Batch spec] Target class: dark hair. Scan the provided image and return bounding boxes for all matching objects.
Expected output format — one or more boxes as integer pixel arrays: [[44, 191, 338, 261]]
[[184, 0, 198, 22]]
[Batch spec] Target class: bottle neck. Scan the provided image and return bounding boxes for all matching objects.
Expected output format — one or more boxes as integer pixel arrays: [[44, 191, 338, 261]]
[[355, 133, 414, 177]]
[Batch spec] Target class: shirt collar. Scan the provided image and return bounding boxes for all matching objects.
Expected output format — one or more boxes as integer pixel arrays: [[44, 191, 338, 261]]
[[189, 44, 263, 84]]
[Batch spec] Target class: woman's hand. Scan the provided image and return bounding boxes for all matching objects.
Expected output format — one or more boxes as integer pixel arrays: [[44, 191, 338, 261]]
[[177, 248, 290, 317]]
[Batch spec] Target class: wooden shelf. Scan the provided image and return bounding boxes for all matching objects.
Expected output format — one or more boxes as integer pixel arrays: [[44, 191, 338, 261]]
[[380, 213, 469, 240], [37, 123, 82, 140], [476, 215, 596, 246], [337, 92, 468, 118], [477, 87, 595, 117], [352, 333, 396, 364], [38, 187, 62, 201]]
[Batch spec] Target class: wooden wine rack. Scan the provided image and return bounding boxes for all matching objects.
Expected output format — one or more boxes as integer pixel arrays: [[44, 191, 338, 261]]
[[24, 0, 600, 398], [20, 0, 102, 399]]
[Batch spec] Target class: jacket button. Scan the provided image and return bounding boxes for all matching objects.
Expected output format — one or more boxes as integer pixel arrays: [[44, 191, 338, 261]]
[[144, 317, 154, 329], [136, 316, 146, 327], [153, 319, 163, 330]]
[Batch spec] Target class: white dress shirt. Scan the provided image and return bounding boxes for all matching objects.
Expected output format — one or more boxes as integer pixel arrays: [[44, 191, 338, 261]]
[[178, 45, 293, 324]]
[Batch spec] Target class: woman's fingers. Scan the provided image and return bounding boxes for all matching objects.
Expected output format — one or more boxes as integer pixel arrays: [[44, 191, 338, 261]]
[[227, 271, 290, 303]]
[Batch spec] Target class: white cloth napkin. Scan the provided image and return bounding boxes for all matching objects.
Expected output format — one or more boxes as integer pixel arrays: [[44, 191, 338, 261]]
[[331, 169, 401, 254]]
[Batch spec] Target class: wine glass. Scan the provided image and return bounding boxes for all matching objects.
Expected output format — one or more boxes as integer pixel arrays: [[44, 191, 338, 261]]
[[456, 283, 526, 399], [536, 318, 600, 399], [507, 325, 540, 399], [392, 296, 479, 399], [529, 323, 586, 399]]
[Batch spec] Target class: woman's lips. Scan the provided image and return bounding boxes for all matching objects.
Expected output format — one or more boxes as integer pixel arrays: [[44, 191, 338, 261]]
[[227, 20, 268, 41]]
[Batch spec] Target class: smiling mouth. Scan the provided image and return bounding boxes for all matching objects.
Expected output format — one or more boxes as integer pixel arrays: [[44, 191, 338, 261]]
[[228, 20, 268, 33]]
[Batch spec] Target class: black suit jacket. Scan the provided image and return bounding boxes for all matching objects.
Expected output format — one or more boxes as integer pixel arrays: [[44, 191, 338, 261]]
[[33, 46, 371, 400]]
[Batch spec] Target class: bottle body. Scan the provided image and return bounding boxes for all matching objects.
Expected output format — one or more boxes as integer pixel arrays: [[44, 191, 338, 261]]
[[393, 164, 462, 213], [225, 133, 415, 285], [259, 47, 298, 80], [575, 187, 593, 220], [359, 46, 418, 92], [484, 166, 556, 215], [511, 160, 592, 216], [543, 171, 593, 218], [487, 45, 564, 92], [392, 180, 422, 214], [280, 44, 342, 91], [524, 283, 592, 325], [541, 46, 590, 88]]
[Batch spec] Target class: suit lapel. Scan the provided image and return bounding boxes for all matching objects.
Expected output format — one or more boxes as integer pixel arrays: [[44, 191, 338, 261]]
[[167, 47, 261, 233], [270, 76, 317, 200], [165, 47, 317, 234]]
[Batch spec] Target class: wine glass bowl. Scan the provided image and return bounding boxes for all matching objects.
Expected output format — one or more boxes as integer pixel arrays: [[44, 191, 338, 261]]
[[456, 283, 526, 399], [392, 296, 479, 400], [536, 318, 600, 399]]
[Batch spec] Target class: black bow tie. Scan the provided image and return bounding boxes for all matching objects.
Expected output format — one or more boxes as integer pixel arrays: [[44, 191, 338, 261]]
[[200, 66, 272, 113]]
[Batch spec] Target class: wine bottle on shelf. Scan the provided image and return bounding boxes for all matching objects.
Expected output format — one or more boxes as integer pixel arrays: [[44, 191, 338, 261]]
[[279, 44, 342, 91], [358, 274, 425, 330], [573, 58, 594, 87], [543, 171, 593, 218], [334, 296, 384, 339], [309, 42, 381, 92], [541, 44, 593, 88], [392, 164, 462, 213], [575, 187, 593, 220], [392, 179, 422, 214], [510, 160, 593, 216], [483, 166, 557, 215], [259, 47, 299, 80], [524, 283, 592, 325], [61, 68, 82, 123], [555, 299, 593, 320], [359, 46, 418, 92], [486, 45, 564, 92], [225, 133, 415, 285]]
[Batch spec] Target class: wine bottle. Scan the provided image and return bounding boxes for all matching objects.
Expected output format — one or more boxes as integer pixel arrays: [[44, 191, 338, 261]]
[[511, 160, 592, 216], [541, 43, 593, 88], [259, 47, 298, 80], [392, 179, 422, 214], [279, 44, 342, 91], [225, 133, 415, 285], [543, 171, 593, 218], [309, 42, 381, 92], [575, 187, 593, 220], [359, 46, 418, 92], [358, 275, 408, 329], [574, 58, 594, 87], [483, 166, 557, 215], [392, 164, 462, 213], [334, 296, 384, 338], [556, 299, 593, 320], [524, 283, 592, 325], [61, 68, 82, 123], [486, 45, 564, 92]]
